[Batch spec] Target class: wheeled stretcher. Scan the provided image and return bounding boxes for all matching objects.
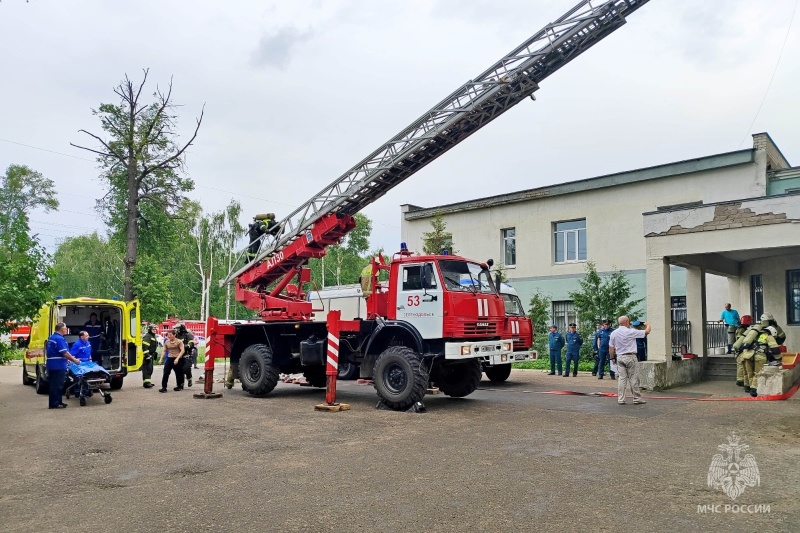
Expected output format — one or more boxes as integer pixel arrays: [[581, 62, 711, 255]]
[[65, 361, 113, 406]]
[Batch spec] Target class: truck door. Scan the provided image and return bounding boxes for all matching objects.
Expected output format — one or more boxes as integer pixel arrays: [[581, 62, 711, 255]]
[[395, 262, 443, 339], [124, 300, 143, 371]]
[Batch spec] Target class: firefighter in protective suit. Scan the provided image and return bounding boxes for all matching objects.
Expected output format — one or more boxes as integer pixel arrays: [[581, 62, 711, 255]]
[[175, 323, 196, 388], [739, 326, 781, 397], [140, 324, 158, 388], [733, 314, 752, 387], [247, 213, 280, 263], [759, 312, 786, 345]]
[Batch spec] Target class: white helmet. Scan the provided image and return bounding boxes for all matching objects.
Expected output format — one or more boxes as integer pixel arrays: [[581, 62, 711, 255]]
[[765, 326, 777, 337], [760, 312, 774, 322]]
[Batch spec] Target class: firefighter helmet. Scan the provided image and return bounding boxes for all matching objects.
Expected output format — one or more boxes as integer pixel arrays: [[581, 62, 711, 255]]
[[765, 326, 777, 337], [760, 312, 774, 322], [740, 315, 752, 326]]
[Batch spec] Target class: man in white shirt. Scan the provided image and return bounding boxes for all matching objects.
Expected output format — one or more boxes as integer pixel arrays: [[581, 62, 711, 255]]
[[609, 316, 651, 405]]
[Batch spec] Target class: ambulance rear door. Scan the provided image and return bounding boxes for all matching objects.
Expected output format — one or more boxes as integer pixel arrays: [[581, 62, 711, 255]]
[[124, 300, 143, 371]]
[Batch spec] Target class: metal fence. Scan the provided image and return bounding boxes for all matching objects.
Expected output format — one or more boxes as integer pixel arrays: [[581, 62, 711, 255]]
[[671, 321, 691, 355], [706, 321, 728, 351]]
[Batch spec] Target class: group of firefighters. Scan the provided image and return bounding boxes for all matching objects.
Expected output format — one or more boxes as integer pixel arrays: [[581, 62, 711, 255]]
[[731, 312, 786, 397]]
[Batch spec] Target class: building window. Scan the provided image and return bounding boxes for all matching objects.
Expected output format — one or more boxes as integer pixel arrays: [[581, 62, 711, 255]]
[[787, 269, 800, 325], [501, 228, 516, 267], [750, 275, 764, 320], [671, 296, 687, 323], [552, 301, 577, 332], [554, 219, 586, 264]]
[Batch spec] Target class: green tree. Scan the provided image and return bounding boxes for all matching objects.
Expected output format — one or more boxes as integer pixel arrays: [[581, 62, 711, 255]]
[[422, 213, 456, 255], [568, 261, 643, 360], [527, 291, 552, 358], [51, 233, 123, 299], [0, 164, 57, 335], [0, 164, 58, 236], [130, 253, 175, 323], [71, 69, 203, 300], [0, 217, 52, 334]]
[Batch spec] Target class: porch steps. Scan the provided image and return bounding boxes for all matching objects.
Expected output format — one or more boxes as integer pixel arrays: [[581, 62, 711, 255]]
[[704, 357, 738, 381]]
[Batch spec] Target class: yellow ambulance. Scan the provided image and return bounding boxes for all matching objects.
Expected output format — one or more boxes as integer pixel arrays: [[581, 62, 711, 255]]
[[22, 297, 142, 393]]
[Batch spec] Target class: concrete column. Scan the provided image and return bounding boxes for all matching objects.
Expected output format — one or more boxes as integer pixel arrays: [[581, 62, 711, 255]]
[[685, 266, 707, 356], [646, 257, 672, 362]]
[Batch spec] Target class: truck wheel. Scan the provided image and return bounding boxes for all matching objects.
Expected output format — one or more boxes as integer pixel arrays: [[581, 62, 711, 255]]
[[109, 377, 124, 390], [240, 344, 280, 397], [436, 360, 482, 398], [303, 366, 327, 388], [22, 364, 35, 386], [337, 360, 359, 380], [373, 346, 428, 411], [484, 364, 512, 383], [35, 366, 49, 395]]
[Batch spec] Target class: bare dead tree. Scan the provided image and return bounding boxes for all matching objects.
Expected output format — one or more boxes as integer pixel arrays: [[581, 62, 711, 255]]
[[72, 69, 204, 300]]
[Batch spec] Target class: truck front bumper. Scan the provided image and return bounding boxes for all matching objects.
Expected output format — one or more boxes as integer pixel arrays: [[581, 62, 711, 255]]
[[444, 339, 513, 360], [481, 349, 538, 366]]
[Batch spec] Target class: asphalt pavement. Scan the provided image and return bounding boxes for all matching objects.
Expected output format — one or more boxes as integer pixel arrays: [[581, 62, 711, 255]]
[[1, 363, 798, 533]]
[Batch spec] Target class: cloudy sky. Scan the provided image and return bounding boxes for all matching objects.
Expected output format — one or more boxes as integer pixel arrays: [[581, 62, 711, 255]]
[[1, 0, 798, 255]]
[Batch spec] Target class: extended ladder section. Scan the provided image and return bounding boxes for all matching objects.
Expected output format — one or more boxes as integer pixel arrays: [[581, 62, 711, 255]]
[[225, 0, 650, 289]]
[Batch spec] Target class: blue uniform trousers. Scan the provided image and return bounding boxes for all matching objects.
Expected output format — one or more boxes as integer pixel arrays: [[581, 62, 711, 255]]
[[549, 350, 563, 374], [597, 350, 609, 377], [565, 352, 579, 375], [48, 369, 66, 408]]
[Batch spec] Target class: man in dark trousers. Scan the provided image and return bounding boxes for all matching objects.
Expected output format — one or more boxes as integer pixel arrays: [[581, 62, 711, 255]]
[[175, 323, 195, 388], [45, 322, 82, 409], [140, 324, 158, 388], [596, 320, 614, 380], [547, 324, 565, 376], [564, 323, 582, 377], [632, 320, 648, 361]]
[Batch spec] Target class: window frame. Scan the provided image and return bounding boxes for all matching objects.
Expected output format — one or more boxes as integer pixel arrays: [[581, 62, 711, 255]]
[[786, 269, 800, 325], [553, 219, 587, 264], [750, 274, 764, 321], [501, 227, 516, 268]]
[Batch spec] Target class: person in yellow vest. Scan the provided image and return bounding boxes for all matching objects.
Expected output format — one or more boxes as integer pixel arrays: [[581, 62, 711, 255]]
[[740, 326, 780, 397]]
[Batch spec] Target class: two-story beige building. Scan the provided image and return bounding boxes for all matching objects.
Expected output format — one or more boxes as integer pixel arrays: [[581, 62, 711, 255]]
[[400, 133, 800, 389]]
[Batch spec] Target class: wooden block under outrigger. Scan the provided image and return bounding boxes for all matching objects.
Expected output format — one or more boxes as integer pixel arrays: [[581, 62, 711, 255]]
[[314, 403, 351, 412]]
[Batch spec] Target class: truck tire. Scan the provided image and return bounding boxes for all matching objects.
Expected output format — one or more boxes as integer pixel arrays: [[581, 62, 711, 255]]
[[35, 366, 49, 395], [22, 364, 35, 386], [240, 344, 280, 397], [303, 366, 327, 388], [337, 360, 359, 380], [483, 364, 512, 383], [373, 346, 428, 411], [436, 360, 482, 398], [109, 377, 124, 390]]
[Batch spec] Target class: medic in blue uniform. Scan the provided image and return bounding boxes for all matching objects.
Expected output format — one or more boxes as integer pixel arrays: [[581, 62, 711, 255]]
[[46, 322, 81, 409]]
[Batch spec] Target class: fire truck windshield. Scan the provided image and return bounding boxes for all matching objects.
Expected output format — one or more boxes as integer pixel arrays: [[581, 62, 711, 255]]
[[439, 259, 495, 294]]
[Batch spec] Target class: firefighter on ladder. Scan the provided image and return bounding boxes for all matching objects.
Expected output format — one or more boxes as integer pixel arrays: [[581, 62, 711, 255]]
[[247, 213, 280, 263]]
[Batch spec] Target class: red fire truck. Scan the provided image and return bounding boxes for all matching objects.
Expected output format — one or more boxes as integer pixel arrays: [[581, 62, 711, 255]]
[[203, 0, 650, 410]]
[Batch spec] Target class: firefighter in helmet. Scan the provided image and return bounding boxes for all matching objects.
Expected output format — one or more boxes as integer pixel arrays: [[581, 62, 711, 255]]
[[759, 312, 786, 345], [247, 213, 280, 263], [141, 323, 159, 389], [739, 325, 781, 397], [175, 323, 196, 387], [733, 315, 752, 387]]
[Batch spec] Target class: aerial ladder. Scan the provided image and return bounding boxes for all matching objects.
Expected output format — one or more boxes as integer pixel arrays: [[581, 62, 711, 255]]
[[205, 0, 651, 410]]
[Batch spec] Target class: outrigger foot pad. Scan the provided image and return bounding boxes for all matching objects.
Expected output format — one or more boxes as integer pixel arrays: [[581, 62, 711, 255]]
[[193, 392, 223, 399]]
